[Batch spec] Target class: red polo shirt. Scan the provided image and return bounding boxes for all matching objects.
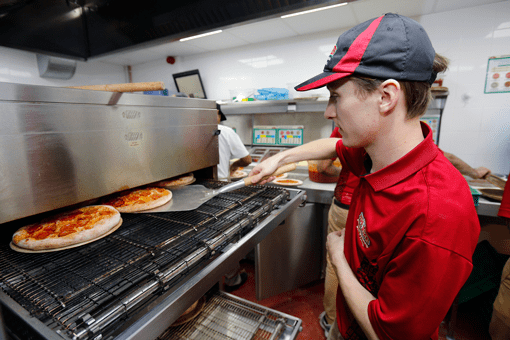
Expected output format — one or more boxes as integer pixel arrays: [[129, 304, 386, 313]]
[[335, 122, 480, 340], [331, 127, 360, 206], [498, 173, 510, 219]]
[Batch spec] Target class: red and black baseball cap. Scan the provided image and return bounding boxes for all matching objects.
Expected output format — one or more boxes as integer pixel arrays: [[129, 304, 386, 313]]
[[295, 13, 437, 92]]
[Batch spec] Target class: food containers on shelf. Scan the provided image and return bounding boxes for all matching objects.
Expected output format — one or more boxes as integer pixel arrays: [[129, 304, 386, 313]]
[[307, 159, 341, 183]]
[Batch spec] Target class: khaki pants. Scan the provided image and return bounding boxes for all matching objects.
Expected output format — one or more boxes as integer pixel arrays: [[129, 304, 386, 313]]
[[327, 318, 344, 340], [491, 258, 510, 339], [324, 199, 349, 324]]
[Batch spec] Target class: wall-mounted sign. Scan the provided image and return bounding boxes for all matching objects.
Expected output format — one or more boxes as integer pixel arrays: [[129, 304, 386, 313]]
[[484, 56, 510, 94]]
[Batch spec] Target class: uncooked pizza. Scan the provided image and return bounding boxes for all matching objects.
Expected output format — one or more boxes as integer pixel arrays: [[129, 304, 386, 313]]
[[272, 178, 303, 186], [155, 173, 194, 188], [231, 170, 247, 178], [103, 187, 172, 213], [12, 205, 121, 251]]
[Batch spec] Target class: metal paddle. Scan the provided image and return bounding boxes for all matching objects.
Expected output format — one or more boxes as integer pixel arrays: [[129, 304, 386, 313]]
[[137, 163, 297, 213]]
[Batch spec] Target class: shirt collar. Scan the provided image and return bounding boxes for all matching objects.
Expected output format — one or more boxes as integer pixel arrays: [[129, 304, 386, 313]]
[[364, 122, 438, 192]]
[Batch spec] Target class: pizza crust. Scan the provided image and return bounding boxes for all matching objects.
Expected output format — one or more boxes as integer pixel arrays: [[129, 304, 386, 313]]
[[12, 205, 121, 251], [115, 190, 172, 212], [231, 170, 247, 179], [10, 220, 122, 253], [155, 173, 194, 187], [104, 187, 173, 213], [272, 178, 303, 186]]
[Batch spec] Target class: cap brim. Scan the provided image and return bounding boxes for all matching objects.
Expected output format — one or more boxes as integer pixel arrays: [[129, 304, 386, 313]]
[[294, 72, 352, 91], [295, 71, 352, 91]]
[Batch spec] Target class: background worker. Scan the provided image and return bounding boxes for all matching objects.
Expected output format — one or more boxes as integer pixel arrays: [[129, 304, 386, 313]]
[[317, 127, 359, 337], [216, 103, 251, 291], [490, 173, 510, 340], [443, 152, 491, 180], [216, 103, 252, 180]]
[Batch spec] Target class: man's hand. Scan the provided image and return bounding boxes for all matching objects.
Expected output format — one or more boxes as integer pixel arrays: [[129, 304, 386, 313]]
[[474, 167, 491, 179], [248, 156, 280, 185], [327, 228, 380, 340], [327, 229, 347, 269]]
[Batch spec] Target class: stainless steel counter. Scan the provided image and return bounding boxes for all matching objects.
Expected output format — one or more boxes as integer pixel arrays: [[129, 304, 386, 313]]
[[476, 197, 502, 217], [295, 178, 335, 204]]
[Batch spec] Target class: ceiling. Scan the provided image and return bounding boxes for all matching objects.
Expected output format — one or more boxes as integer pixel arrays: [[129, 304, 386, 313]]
[[0, 0, 504, 65], [92, 0, 504, 66]]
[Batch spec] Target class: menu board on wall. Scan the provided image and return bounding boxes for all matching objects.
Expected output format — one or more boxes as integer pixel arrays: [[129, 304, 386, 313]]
[[484, 56, 510, 94]]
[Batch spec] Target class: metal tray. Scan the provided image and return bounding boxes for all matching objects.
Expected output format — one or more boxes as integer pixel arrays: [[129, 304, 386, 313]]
[[159, 291, 302, 340]]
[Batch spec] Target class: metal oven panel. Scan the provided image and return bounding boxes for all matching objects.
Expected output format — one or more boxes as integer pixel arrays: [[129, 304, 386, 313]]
[[0, 82, 218, 224]]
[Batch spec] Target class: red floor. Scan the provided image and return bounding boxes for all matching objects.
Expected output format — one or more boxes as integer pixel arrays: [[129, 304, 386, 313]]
[[230, 259, 492, 340]]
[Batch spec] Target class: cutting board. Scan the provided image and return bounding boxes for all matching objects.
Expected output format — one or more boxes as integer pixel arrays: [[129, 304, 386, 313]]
[[68, 81, 164, 92]]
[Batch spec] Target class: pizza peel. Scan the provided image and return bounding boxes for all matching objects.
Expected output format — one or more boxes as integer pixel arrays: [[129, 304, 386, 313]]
[[137, 163, 297, 213]]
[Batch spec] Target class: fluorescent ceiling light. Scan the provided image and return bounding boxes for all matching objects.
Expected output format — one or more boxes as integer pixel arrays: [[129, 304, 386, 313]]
[[180, 30, 223, 42], [281, 2, 347, 18]]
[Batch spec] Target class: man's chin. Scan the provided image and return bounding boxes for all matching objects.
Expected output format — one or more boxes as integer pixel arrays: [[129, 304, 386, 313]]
[[342, 139, 363, 149]]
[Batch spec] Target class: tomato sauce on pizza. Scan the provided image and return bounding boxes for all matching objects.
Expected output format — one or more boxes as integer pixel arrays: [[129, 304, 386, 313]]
[[103, 187, 172, 213], [12, 205, 121, 251]]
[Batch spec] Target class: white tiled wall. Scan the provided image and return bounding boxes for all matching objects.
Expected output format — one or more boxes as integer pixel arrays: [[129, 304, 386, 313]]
[[0, 2, 508, 175], [133, 1, 510, 175], [0, 47, 126, 86]]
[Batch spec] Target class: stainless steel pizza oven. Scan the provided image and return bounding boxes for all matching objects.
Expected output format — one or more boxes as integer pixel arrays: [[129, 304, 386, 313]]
[[0, 82, 304, 340]]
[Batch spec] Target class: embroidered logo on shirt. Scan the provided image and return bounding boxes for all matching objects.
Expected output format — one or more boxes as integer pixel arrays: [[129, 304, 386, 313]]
[[356, 212, 370, 248]]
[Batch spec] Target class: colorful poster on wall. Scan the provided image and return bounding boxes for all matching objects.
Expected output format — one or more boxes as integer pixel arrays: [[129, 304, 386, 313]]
[[484, 55, 510, 93]]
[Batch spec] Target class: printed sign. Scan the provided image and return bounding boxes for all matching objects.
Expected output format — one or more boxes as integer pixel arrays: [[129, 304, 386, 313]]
[[484, 56, 510, 94]]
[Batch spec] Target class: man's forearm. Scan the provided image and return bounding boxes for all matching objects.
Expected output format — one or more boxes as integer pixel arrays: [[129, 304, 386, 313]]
[[317, 159, 341, 176], [335, 257, 380, 340], [275, 138, 339, 166]]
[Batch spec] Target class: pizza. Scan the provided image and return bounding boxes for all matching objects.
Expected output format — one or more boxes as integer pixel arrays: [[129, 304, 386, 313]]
[[155, 173, 194, 188], [103, 187, 172, 213], [272, 178, 303, 186], [231, 170, 247, 178], [275, 173, 288, 179], [12, 205, 121, 251]]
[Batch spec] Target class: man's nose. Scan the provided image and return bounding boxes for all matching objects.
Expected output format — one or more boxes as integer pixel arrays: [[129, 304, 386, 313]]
[[324, 104, 336, 120]]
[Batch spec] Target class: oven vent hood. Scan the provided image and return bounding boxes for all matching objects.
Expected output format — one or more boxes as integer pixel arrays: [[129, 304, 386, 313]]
[[0, 0, 350, 61]]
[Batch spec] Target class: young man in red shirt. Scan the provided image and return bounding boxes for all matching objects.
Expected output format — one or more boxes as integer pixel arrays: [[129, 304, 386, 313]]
[[249, 13, 480, 340]]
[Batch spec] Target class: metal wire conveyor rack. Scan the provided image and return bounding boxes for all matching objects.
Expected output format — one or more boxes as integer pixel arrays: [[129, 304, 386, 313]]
[[0, 183, 290, 340]]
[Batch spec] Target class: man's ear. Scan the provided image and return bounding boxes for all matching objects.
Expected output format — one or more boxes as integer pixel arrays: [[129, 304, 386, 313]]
[[379, 79, 401, 115]]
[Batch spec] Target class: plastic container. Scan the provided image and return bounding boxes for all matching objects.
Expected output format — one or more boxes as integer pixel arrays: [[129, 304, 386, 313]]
[[470, 187, 481, 207], [307, 160, 340, 183]]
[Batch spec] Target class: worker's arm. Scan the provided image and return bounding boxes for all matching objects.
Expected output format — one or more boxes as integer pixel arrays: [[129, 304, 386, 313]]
[[230, 155, 252, 174], [249, 138, 340, 184], [443, 152, 491, 179], [317, 158, 341, 177], [327, 230, 380, 340]]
